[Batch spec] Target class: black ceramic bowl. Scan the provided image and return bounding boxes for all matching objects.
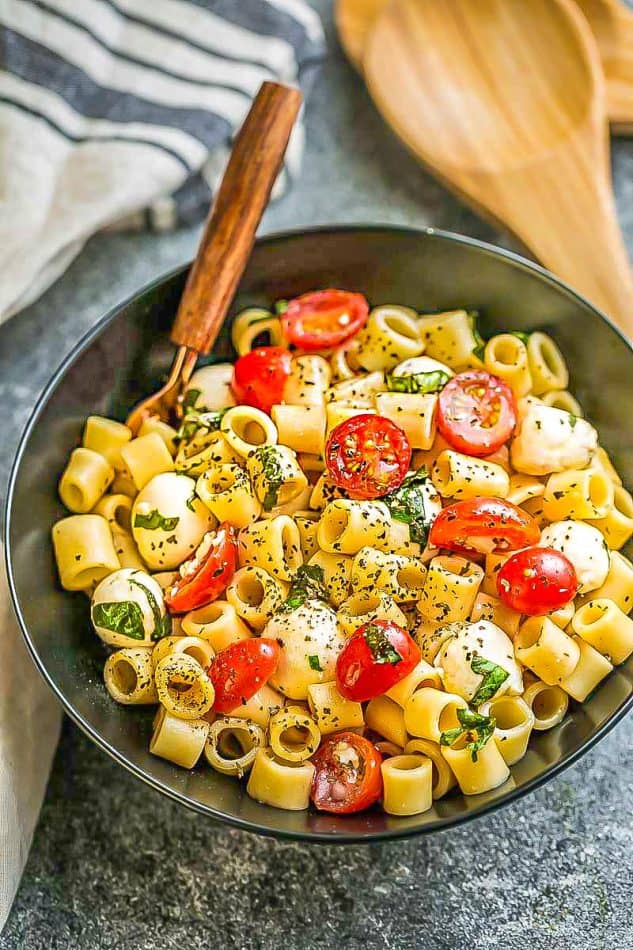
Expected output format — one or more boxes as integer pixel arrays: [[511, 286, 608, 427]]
[[6, 226, 633, 842]]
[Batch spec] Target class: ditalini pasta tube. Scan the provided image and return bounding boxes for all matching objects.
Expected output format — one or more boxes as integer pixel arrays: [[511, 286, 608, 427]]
[[237, 516, 302, 582], [154, 653, 215, 720], [59, 448, 115, 513], [432, 450, 510, 500], [365, 695, 408, 748], [381, 755, 433, 816], [204, 717, 265, 776], [404, 688, 468, 743], [82, 415, 132, 470], [196, 463, 261, 528], [307, 681, 364, 735], [120, 433, 175, 491], [181, 600, 252, 651], [483, 334, 532, 397], [577, 551, 633, 612], [515, 616, 580, 684], [571, 599, 633, 664], [283, 354, 331, 406], [478, 696, 535, 766], [336, 591, 408, 638], [354, 305, 424, 371], [385, 659, 442, 708], [441, 732, 510, 795], [588, 485, 633, 550], [308, 550, 353, 607], [418, 555, 484, 623], [418, 309, 481, 369], [559, 637, 613, 702], [52, 514, 120, 591], [525, 332, 569, 394], [350, 547, 427, 603], [317, 499, 391, 555], [523, 680, 569, 731], [271, 404, 326, 456], [404, 739, 457, 799], [268, 706, 321, 763], [104, 648, 158, 705], [374, 392, 438, 450], [138, 417, 178, 456], [226, 567, 289, 630], [542, 467, 614, 521], [231, 308, 282, 356], [151, 635, 215, 672], [246, 748, 315, 810], [221, 405, 277, 458], [246, 445, 308, 510], [150, 706, 209, 769]]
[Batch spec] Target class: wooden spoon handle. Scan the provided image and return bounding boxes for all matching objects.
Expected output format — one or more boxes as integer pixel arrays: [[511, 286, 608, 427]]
[[170, 81, 302, 354]]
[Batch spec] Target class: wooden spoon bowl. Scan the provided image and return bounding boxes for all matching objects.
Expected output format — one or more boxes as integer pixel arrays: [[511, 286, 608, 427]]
[[363, 0, 633, 336]]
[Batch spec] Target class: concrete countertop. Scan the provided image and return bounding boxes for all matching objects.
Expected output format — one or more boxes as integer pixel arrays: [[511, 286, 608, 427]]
[[1, 2, 632, 947]]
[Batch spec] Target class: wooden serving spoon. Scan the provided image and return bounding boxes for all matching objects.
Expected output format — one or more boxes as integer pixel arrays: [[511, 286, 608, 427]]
[[126, 81, 302, 433], [336, 0, 633, 132], [363, 0, 633, 337]]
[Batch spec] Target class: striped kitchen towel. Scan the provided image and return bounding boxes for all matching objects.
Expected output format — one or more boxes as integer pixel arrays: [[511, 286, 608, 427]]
[[0, 0, 325, 321]]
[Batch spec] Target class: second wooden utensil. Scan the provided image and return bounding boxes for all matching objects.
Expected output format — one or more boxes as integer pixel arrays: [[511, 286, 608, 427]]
[[362, 0, 633, 337]]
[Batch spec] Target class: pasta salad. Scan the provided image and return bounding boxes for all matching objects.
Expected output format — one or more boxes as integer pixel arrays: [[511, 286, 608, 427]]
[[52, 290, 633, 816]]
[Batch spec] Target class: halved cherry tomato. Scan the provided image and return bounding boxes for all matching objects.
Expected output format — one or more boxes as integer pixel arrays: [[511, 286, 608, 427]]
[[232, 346, 292, 414], [438, 370, 517, 457], [311, 732, 383, 814], [336, 620, 421, 702], [497, 546, 578, 615], [165, 523, 237, 613], [429, 497, 541, 555], [325, 414, 411, 499], [209, 638, 280, 713], [281, 289, 369, 351]]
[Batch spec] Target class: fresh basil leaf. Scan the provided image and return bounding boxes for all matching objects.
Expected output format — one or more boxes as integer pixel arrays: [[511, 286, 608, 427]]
[[186, 492, 197, 513], [133, 509, 179, 532], [440, 707, 496, 762], [385, 370, 450, 395], [254, 445, 285, 512], [382, 468, 432, 546], [470, 655, 509, 706], [468, 310, 486, 361], [182, 388, 202, 412], [92, 600, 146, 640], [283, 564, 328, 612], [568, 413, 578, 430], [175, 408, 227, 444], [128, 576, 171, 641], [308, 654, 323, 672], [511, 331, 531, 345], [364, 622, 402, 665], [275, 299, 289, 315]]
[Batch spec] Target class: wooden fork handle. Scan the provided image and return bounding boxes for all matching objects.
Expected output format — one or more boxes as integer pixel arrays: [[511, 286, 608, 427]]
[[170, 82, 303, 354]]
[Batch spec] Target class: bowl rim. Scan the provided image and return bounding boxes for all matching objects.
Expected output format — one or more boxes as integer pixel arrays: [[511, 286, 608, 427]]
[[5, 223, 633, 843]]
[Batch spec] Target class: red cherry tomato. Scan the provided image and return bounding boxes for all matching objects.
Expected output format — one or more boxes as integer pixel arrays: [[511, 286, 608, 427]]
[[497, 547, 578, 615], [438, 370, 517, 457], [232, 346, 292, 414], [429, 497, 541, 555], [281, 289, 369, 351], [336, 620, 421, 702], [311, 732, 383, 814], [165, 523, 237, 614], [209, 638, 280, 713], [325, 414, 411, 499]]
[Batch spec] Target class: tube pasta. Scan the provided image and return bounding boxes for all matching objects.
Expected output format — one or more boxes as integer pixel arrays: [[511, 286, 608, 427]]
[[295, 512, 320, 561], [365, 694, 408, 747], [418, 309, 481, 369], [506, 473, 545, 507], [237, 516, 302, 582], [154, 653, 215, 719], [196, 463, 261, 528], [542, 467, 614, 521], [404, 688, 468, 742], [591, 447, 622, 486], [327, 370, 385, 404], [308, 550, 352, 607], [381, 755, 433, 816], [268, 706, 321, 762], [588, 485, 633, 550], [83, 415, 132, 470], [231, 307, 282, 355], [404, 738, 456, 799], [470, 592, 521, 640], [175, 430, 241, 477], [354, 305, 424, 371], [59, 448, 115, 513], [441, 732, 510, 795], [111, 528, 146, 571], [120, 433, 175, 491], [481, 553, 511, 597], [374, 393, 438, 450], [317, 499, 390, 555], [221, 405, 277, 458], [431, 450, 509, 500], [560, 637, 613, 702], [526, 332, 569, 393], [483, 334, 532, 397], [479, 696, 534, 765], [271, 404, 326, 456], [578, 551, 633, 612], [93, 493, 133, 532], [540, 390, 583, 416], [138, 417, 178, 456], [283, 354, 331, 406], [204, 717, 265, 776], [306, 681, 364, 734], [226, 566, 289, 630], [515, 617, 580, 684], [181, 600, 252, 651], [151, 635, 215, 671], [418, 555, 484, 623], [150, 706, 209, 769], [246, 445, 308, 510], [227, 683, 285, 729], [246, 748, 315, 810], [53, 514, 120, 591], [337, 591, 408, 637], [309, 473, 346, 511], [571, 599, 633, 664], [350, 547, 427, 603], [104, 648, 158, 705], [386, 659, 442, 707], [523, 680, 568, 730]]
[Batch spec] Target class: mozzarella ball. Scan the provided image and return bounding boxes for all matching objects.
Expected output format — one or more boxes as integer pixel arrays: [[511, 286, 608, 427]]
[[510, 402, 597, 475], [185, 363, 236, 411], [539, 520, 610, 594], [434, 620, 523, 702], [132, 472, 214, 570], [91, 568, 168, 648], [265, 600, 346, 700], [392, 355, 454, 378]]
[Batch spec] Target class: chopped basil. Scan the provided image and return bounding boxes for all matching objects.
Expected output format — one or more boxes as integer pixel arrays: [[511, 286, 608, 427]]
[[283, 564, 328, 612], [440, 707, 496, 762], [382, 468, 432, 546], [385, 370, 450, 395], [274, 299, 289, 315], [568, 413, 578, 430], [186, 492, 197, 513], [364, 623, 402, 665], [182, 388, 202, 412], [133, 509, 179, 532], [308, 654, 323, 672], [470, 655, 509, 706], [175, 407, 227, 443], [511, 331, 531, 345], [92, 600, 146, 640], [129, 576, 172, 641], [469, 310, 486, 362], [254, 445, 285, 511]]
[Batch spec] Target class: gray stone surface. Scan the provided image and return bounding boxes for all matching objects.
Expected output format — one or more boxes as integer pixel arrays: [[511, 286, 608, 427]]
[[1, 2, 633, 947]]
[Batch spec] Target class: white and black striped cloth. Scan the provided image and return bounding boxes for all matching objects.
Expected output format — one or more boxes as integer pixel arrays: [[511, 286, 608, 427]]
[[0, 0, 325, 320]]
